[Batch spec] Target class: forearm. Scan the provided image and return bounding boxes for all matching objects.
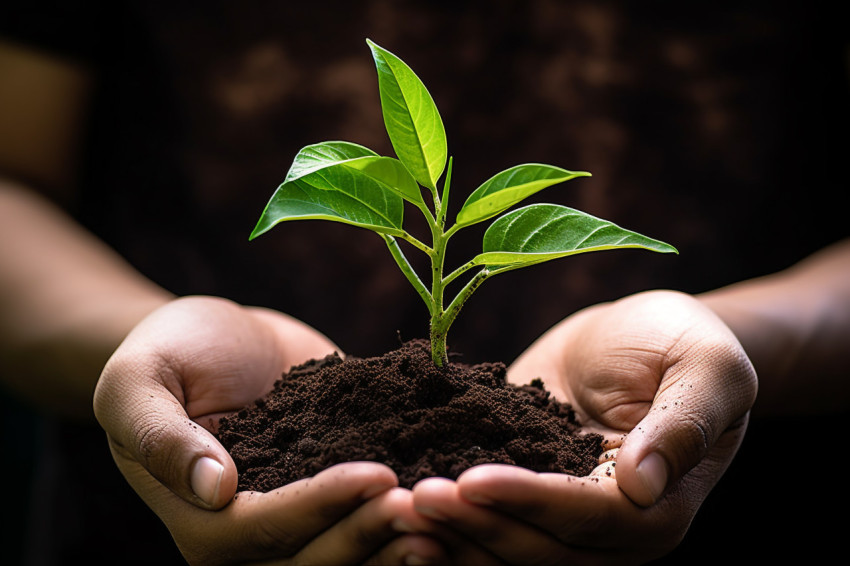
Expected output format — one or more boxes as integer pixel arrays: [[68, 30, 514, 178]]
[[699, 239, 850, 416], [0, 178, 173, 419]]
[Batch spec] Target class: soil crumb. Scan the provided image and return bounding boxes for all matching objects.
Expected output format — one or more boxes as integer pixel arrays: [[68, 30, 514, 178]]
[[216, 340, 603, 491]]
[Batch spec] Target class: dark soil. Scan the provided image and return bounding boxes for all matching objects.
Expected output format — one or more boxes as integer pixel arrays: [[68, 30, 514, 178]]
[[216, 340, 604, 492]]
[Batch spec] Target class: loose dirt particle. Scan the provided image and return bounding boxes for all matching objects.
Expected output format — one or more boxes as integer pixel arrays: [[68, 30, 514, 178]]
[[217, 340, 604, 491]]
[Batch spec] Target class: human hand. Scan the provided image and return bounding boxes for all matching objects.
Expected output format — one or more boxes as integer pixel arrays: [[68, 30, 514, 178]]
[[412, 290, 758, 564], [94, 296, 445, 565]]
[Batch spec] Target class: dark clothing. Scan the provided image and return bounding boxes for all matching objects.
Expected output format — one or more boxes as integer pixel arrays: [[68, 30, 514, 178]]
[[2, 1, 848, 563]]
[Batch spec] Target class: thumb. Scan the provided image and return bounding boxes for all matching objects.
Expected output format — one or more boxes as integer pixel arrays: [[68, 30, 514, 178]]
[[94, 351, 238, 510], [615, 322, 757, 507]]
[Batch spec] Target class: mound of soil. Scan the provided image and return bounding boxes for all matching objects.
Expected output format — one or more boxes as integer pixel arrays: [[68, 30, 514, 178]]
[[216, 340, 603, 491]]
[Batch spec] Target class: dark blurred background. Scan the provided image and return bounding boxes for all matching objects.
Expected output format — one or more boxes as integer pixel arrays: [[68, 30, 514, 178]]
[[2, 0, 848, 563]]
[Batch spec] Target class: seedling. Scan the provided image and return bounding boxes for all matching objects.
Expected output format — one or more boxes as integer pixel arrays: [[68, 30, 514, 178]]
[[251, 40, 677, 366]]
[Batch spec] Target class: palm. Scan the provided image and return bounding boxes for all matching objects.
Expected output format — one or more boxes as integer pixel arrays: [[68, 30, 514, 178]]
[[508, 293, 687, 441], [95, 297, 448, 565], [412, 290, 758, 565]]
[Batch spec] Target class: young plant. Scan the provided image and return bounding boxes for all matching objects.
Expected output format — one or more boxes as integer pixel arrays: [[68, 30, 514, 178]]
[[251, 40, 677, 366]]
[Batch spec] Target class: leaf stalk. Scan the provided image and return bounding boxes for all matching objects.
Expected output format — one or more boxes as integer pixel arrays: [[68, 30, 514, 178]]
[[381, 234, 434, 315]]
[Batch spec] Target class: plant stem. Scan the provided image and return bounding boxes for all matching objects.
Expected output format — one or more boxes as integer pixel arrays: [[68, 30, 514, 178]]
[[430, 268, 492, 366], [428, 217, 448, 365], [440, 267, 491, 337], [442, 260, 476, 287], [437, 157, 453, 228], [429, 247, 447, 365], [428, 158, 454, 366], [396, 232, 433, 255], [381, 234, 435, 315]]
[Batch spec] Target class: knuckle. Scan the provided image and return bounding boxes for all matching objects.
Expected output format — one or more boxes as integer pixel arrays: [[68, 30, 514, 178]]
[[706, 332, 757, 396], [136, 416, 167, 460], [723, 347, 758, 408], [552, 489, 611, 538], [252, 519, 301, 557], [675, 411, 711, 463], [350, 521, 384, 551], [348, 501, 396, 551], [134, 413, 181, 473]]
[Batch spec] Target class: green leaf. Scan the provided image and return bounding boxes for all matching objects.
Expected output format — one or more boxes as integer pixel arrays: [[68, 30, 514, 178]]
[[367, 39, 447, 192], [472, 204, 677, 267], [251, 143, 408, 240], [343, 155, 424, 207], [281, 140, 422, 206], [456, 164, 591, 227], [283, 141, 378, 183]]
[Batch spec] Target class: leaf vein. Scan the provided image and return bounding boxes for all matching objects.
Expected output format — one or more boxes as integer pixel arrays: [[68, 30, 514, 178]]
[[574, 224, 609, 249]]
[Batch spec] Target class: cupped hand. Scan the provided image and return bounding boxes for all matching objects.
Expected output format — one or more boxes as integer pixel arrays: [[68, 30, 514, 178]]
[[412, 290, 758, 564], [94, 296, 445, 565]]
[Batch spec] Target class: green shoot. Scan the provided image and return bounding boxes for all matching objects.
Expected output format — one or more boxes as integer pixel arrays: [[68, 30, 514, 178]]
[[251, 40, 677, 366]]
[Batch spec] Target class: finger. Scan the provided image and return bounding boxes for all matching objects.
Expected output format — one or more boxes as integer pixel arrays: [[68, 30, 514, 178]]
[[414, 476, 598, 565], [286, 487, 444, 566], [615, 303, 757, 506], [165, 462, 399, 564], [397, 501, 509, 566], [455, 464, 653, 547], [440, 543, 508, 566], [94, 296, 296, 509], [457, 464, 700, 564], [599, 445, 619, 464], [95, 348, 239, 509], [364, 533, 448, 566]]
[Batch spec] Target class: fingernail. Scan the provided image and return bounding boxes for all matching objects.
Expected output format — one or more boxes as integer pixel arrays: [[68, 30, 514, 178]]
[[461, 491, 493, 505], [191, 456, 223, 506], [636, 452, 668, 503], [415, 506, 446, 521], [362, 483, 393, 499], [392, 517, 417, 533]]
